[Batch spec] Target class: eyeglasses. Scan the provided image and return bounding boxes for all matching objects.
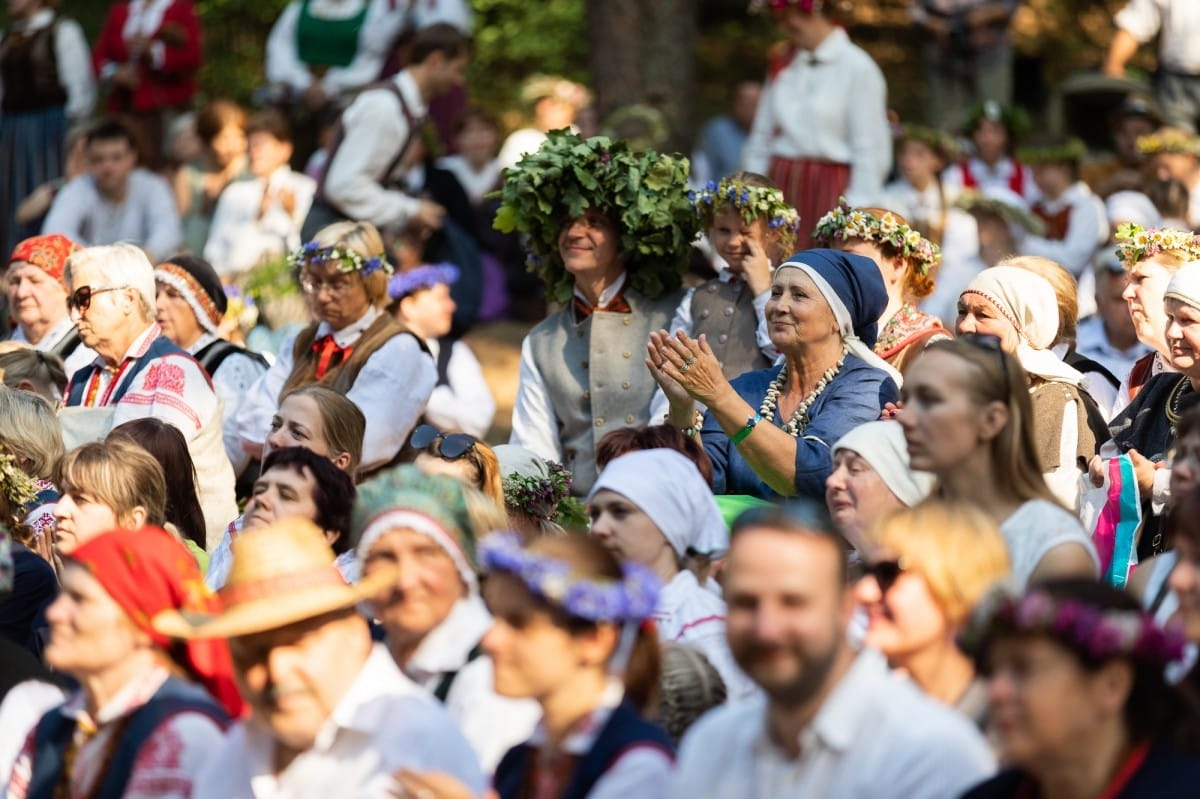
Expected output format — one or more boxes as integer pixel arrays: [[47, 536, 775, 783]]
[[861, 558, 906, 595], [299, 273, 359, 297], [409, 424, 477, 460], [959, 333, 1012, 400], [66, 285, 125, 313]]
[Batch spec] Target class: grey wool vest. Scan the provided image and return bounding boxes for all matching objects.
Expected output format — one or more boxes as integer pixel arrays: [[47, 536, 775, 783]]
[[528, 286, 682, 495], [690, 277, 773, 380]]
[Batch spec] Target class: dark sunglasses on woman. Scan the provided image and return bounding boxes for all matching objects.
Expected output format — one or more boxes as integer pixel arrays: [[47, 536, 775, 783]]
[[409, 424, 477, 460], [860, 558, 906, 595]]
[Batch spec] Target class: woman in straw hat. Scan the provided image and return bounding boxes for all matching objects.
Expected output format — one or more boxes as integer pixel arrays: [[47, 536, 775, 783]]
[[393, 532, 673, 799], [354, 465, 539, 773], [153, 517, 486, 798], [7, 526, 239, 799], [235, 220, 435, 473]]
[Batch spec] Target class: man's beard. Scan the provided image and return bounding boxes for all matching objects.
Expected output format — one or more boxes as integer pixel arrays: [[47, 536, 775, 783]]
[[733, 635, 843, 708]]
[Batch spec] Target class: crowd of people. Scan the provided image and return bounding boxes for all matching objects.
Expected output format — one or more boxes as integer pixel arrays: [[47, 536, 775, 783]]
[[4, 0, 1200, 797]]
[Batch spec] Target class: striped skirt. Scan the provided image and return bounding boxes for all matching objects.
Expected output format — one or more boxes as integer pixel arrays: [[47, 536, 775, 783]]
[[768, 157, 850, 250], [0, 105, 68, 258]]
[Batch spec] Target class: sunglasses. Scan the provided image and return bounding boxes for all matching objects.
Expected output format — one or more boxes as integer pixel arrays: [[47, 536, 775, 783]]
[[67, 285, 125, 313], [861, 558, 906, 595], [959, 333, 1012, 400], [409, 424, 477, 460]]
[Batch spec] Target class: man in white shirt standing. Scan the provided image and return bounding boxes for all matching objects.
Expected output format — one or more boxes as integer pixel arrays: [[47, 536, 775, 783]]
[[302, 23, 470, 240], [42, 120, 181, 263], [5, 234, 97, 378], [1104, 0, 1200, 133], [155, 517, 486, 799], [672, 503, 996, 799], [204, 111, 315, 278]]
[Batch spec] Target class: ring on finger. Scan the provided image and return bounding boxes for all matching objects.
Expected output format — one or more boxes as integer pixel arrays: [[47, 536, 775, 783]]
[[683, 356, 697, 367], [679, 362, 691, 375]]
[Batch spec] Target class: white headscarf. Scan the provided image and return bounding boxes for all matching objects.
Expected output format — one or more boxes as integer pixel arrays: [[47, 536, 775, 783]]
[[961, 265, 1085, 386], [831, 421, 935, 507], [1165, 261, 1200, 311], [588, 449, 728, 557]]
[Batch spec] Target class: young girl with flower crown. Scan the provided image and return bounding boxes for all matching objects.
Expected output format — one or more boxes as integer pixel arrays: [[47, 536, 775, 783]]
[[813, 200, 949, 375]]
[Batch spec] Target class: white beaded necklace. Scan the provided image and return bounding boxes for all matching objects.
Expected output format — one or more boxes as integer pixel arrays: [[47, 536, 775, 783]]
[[758, 346, 848, 436]]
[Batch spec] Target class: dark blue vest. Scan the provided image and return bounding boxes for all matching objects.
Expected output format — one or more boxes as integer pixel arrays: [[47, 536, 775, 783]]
[[64, 335, 202, 407], [493, 701, 673, 799], [25, 676, 229, 799]]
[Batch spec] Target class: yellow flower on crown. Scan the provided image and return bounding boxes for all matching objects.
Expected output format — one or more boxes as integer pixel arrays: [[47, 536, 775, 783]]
[[878, 214, 899, 237]]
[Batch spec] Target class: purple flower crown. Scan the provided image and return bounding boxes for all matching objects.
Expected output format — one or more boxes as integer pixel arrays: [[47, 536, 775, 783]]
[[478, 532, 661, 622], [388, 263, 460, 300], [288, 240, 393, 277], [960, 585, 1187, 666]]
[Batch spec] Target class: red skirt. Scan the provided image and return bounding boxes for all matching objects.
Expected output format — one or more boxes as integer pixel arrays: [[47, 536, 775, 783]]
[[768, 157, 851, 250]]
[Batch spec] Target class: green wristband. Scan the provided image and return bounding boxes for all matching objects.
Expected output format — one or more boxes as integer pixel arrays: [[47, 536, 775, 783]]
[[731, 413, 762, 445]]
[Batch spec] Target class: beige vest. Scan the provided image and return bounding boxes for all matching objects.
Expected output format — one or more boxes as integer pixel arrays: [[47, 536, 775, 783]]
[[528, 287, 682, 495], [690, 277, 772, 380]]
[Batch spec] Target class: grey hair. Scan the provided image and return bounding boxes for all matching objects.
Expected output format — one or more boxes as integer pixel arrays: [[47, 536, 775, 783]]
[[64, 244, 157, 321]]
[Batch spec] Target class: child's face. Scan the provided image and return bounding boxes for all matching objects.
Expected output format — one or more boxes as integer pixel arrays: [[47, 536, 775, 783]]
[[709, 208, 770, 273], [973, 119, 1008, 164], [455, 118, 498, 167], [898, 141, 941, 186], [248, 132, 293, 179], [1031, 162, 1073, 199]]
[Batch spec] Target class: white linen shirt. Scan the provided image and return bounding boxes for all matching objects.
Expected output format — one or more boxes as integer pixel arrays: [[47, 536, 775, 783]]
[[42, 169, 182, 260], [0, 9, 95, 119], [1115, 0, 1200, 74], [321, 70, 427, 230], [655, 570, 757, 700], [9, 316, 98, 381], [203, 167, 316, 276], [235, 306, 436, 471], [401, 595, 540, 774], [670, 648, 996, 799], [741, 27, 891, 206], [1018, 181, 1109, 277], [187, 333, 268, 475], [422, 339, 496, 439], [189, 644, 486, 799], [1000, 499, 1100, 586], [942, 157, 1040, 207], [1075, 315, 1151, 390], [265, 0, 407, 99]]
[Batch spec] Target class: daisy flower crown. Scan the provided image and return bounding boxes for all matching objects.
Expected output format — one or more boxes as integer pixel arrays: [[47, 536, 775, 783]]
[[1136, 128, 1200, 157], [1114, 223, 1200, 268], [288, 240, 394, 278], [690, 178, 801, 254], [479, 532, 661, 622], [812, 199, 941, 275], [960, 585, 1187, 668]]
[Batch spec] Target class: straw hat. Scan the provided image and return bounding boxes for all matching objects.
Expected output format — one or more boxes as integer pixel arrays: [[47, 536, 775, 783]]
[[153, 518, 396, 640]]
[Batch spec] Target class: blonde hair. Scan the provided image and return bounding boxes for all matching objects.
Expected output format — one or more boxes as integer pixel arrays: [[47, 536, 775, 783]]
[[63, 244, 157, 320], [462, 483, 510, 535], [306, 221, 391, 306], [57, 438, 166, 527], [1001, 255, 1079, 347], [0, 389, 63, 479], [872, 500, 1011, 627], [278, 385, 366, 477]]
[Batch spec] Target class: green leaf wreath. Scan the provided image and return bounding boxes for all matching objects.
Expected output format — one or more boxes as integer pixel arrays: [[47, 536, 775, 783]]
[[492, 129, 699, 304]]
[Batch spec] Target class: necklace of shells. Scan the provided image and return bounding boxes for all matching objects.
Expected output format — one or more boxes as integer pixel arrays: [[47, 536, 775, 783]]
[[758, 345, 848, 436]]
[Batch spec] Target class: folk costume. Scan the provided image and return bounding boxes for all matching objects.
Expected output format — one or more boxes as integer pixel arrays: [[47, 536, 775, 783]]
[[1017, 139, 1109, 278], [499, 131, 699, 495], [942, 103, 1038, 207], [742, 27, 891, 248]]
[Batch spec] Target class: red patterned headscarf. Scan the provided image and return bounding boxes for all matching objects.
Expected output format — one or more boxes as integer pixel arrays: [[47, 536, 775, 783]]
[[68, 526, 244, 718], [8, 234, 80, 283]]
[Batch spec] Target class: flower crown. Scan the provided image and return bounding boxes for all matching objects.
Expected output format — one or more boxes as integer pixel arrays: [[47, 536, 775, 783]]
[[1136, 127, 1200, 157], [492, 130, 698, 304], [387, 263, 459, 300], [963, 101, 1031, 141], [1114, 223, 1200, 268], [1016, 137, 1087, 165], [898, 124, 957, 161], [960, 585, 1187, 667], [479, 532, 661, 622], [0, 447, 38, 512], [502, 461, 588, 530], [690, 178, 801, 255], [288, 241, 394, 278], [813, 199, 941, 275]]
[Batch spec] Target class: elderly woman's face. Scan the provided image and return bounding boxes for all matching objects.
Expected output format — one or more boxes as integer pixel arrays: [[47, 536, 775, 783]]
[[984, 635, 1126, 768], [66, 262, 137, 354], [363, 528, 465, 647], [765, 268, 839, 354], [244, 465, 320, 531], [956, 293, 1020, 352], [899, 350, 994, 476], [588, 489, 675, 573], [853, 553, 948, 664], [558, 210, 622, 286], [299, 260, 371, 332], [824, 449, 903, 551], [44, 563, 143, 678], [1164, 297, 1200, 376], [155, 282, 204, 348], [53, 490, 122, 556], [6, 262, 69, 332], [1122, 257, 1172, 349]]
